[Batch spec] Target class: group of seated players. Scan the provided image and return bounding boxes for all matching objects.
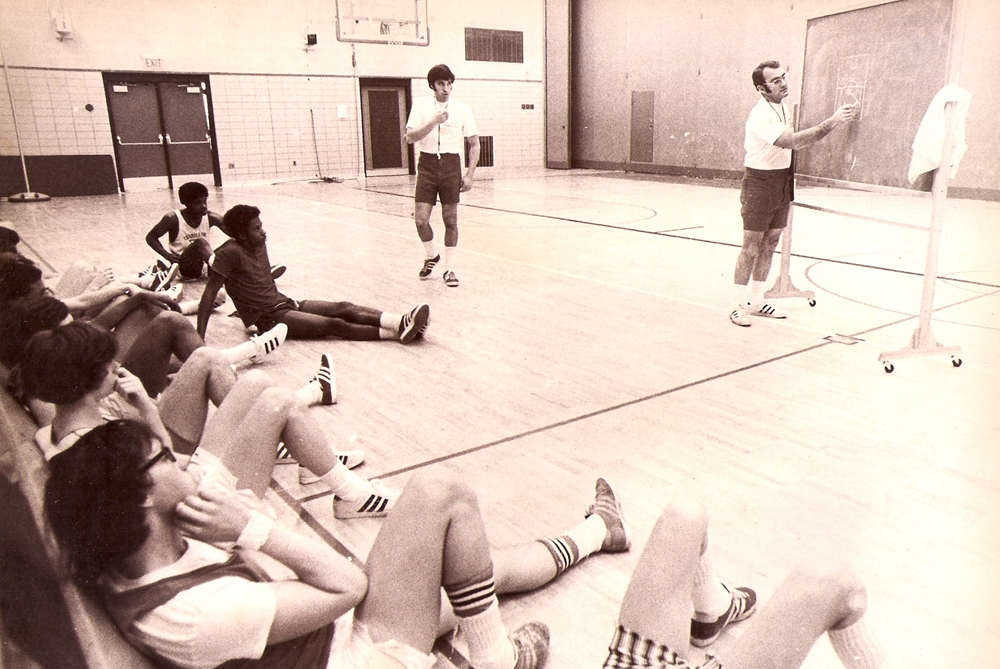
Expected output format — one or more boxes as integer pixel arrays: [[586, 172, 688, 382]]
[[0, 189, 898, 669]]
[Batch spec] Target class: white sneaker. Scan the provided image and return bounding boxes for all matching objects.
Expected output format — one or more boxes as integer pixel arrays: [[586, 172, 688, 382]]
[[249, 323, 288, 362], [730, 304, 751, 327], [159, 283, 183, 301], [298, 449, 365, 484], [333, 479, 398, 519], [749, 302, 786, 319]]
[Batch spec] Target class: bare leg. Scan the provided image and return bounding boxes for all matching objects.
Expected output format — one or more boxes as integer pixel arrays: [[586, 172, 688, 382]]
[[357, 470, 498, 652], [278, 303, 381, 340], [441, 203, 459, 248], [414, 202, 436, 242], [53, 260, 100, 299], [733, 230, 766, 286], [723, 562, 870, 669], [157, 347, 237, 454], [750, 227, 784, 282], [196, 373, 339, 497], [615, 497, 707, 653], [121, 311, 205, 396]]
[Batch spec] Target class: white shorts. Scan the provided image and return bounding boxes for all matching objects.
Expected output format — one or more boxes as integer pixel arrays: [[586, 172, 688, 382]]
[[328, 616, 436, 669]]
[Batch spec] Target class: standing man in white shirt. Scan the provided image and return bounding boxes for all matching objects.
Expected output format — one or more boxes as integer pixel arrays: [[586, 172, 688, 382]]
[[405, 64, 480, 288], [730, 61, 855, 327]]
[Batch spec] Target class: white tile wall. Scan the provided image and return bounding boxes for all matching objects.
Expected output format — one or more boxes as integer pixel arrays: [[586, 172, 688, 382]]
[[0, 68, 113, 157], [1, 67, 545, 185], [212, 74, 360, 183]]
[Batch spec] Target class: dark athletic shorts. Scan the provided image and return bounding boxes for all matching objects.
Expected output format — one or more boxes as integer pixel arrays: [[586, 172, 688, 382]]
[[415, 152, 462, 205], [253, 302, 296, 332], [740, 167, 792, 232]]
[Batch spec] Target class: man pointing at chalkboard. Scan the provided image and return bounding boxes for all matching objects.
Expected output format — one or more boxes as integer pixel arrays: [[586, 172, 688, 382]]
[[730, 61, 856, 327]]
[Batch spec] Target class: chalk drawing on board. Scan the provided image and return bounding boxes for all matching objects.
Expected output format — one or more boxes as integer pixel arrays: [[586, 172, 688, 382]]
[[835, 54, 870, 119]]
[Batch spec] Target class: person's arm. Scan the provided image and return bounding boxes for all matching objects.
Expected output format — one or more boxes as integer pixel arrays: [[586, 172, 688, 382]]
[[462, 135, 480, 192], [114, 367, 172, 448], [208, 212, 231, 239], [404, 108, 449, 144], [146, 214, 182, 264], [174, 488, 367, 644], [60, 280, 131, 314], [773, 104, 856, 150], [86, 285, 179, 331], [196, 270, 226, 339]]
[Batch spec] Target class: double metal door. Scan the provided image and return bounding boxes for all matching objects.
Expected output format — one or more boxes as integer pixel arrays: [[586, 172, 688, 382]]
[[104, 76, 219, 191]]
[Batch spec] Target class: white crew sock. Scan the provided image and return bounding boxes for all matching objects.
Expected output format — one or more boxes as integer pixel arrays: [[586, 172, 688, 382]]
[[563, 514, 607, 559], [444, 245, 457, 271], [459, 601, 516, 669], [220, 340, 258, 365], [828, 607, 899, 669], [691, 541, 732, 619], [748, 279, 768, 306], [423, 240, 438, 259], [293, 380, 322, 406], [318, 461, 374, 501]]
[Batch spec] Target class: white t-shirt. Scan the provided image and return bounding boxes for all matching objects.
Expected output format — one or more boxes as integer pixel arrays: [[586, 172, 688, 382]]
[[744, 97, 792, 170], [104, 539, 277, 669], [406, 96, 478, 156]]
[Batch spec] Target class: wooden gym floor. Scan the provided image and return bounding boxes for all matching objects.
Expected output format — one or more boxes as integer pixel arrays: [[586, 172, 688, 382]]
[[2, 169, 998, 668]]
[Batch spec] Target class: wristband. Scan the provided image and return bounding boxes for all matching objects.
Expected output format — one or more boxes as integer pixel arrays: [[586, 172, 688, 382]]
[[235, 510, 274, 551]]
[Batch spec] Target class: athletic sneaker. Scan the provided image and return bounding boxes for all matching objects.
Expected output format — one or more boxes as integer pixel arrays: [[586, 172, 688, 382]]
[[159, 283, 183, 302], [510, 621, 551, 669], [333, 479, 398, 519], [298, 449, 366, 484], [690, 584, 757, 648], [249, 323, 288, 362], [213, 287, 228, 308], [275, 443, 295, 464], [419, 254, 440, 279], [136, 260, 167, 288], [399, 303, 430, 344], [749, 302, 786, 319], [586, 478, 631, 552], [149, 263, 180, 292], [314, 352, 336, 405], [270, 264, 286, 280], [730, 304, 751, 327], [443, 270, 459, 287]]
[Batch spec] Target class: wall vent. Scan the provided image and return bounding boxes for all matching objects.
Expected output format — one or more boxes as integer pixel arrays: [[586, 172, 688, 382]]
[[467, 136, 494, 167], [465, 28, 523, 63]]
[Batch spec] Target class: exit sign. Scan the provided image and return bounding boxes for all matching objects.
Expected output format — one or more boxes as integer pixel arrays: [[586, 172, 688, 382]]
[[142, 55, 163, 69]]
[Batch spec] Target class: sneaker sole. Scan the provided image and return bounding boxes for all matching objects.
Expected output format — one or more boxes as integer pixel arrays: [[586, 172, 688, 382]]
[[399, 304, 430, 344]]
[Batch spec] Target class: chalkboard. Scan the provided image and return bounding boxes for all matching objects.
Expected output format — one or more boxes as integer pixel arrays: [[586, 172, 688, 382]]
[[797, 0, 952, 189]]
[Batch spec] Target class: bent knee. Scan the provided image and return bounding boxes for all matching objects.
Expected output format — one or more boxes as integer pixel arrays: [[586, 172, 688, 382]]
[[238, 368, 275, 395], [186, 345, 225, 368], [406, 470, 478, 513], [789, 560, 868, 627], [653, 496, 709, 537]]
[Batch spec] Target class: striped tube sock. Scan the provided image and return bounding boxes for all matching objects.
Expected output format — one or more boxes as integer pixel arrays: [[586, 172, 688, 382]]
[[538, 536, 581, 576], [446, 575, 515, 669], [828, 609, 899, 669]]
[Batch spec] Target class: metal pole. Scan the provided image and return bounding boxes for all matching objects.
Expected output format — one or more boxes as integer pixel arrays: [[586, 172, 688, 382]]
[[0, 29, 50, 202]]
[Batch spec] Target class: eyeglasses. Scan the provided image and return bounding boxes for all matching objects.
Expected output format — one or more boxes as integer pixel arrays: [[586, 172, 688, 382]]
[[768, 73, 788, 86], [141, 446, 177, 472]]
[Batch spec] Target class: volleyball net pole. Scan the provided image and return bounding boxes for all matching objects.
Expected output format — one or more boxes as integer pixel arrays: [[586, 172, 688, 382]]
[[766, 104, 817, 306], [878, 100, 962, 372]]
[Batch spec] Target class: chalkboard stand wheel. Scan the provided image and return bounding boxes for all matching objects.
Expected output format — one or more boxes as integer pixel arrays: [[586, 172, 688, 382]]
[[764, 205, 816, 307], [877, 101, 963, 374]]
